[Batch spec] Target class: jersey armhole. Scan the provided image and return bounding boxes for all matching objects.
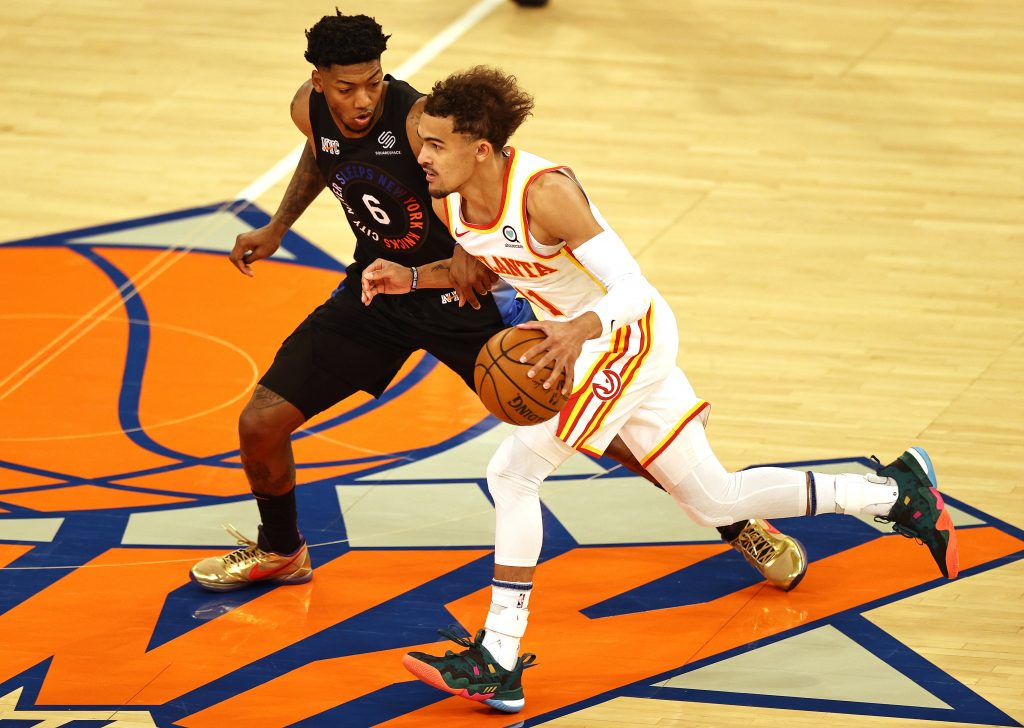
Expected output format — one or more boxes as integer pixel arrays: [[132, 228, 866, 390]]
[[521, 166, 574, 260]]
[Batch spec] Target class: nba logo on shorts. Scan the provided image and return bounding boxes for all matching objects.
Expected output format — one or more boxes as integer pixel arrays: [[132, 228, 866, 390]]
[[593, 369, 622, 400]]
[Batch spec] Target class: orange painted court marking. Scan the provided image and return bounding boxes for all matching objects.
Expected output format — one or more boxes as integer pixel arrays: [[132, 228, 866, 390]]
[[120, 460, 401, 498], [0, 468, 60, 492], [178, 644, 445, 727], [0, 546, 490, 707], [0, 484, 192, 512], [0, 544, 34, 568], [379, 527, 1023, 725]]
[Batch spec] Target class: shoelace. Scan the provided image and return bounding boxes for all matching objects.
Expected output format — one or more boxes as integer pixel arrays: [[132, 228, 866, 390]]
[[435, 626, 537, 670], [874, 516, 922, 543], [437, 626, 480, 649], [220, 524, 267, 566], [866, 457, 926, 545], [734, 525, 775, 567]]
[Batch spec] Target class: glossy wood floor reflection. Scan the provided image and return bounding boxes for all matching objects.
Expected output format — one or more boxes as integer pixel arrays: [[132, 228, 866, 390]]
[[1, 1, 1021, 726]]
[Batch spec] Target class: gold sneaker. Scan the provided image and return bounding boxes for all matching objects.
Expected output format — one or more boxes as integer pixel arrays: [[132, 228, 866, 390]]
[[190, 525, 312, 592], [729, 519, 808, 591]]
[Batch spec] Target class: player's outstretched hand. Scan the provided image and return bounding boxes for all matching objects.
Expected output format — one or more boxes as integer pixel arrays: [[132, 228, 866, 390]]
[[450, 244, 497, 310], [230, 224, 285, 277], [362, 258, 413, 305]]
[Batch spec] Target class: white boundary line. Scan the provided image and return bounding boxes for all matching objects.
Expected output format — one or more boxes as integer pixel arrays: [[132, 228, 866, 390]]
[[234, 0, 505, 202]]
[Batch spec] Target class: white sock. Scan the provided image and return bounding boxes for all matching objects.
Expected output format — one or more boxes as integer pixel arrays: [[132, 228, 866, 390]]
[[834, 472, 899, 516], [482, 579, 531, 670]]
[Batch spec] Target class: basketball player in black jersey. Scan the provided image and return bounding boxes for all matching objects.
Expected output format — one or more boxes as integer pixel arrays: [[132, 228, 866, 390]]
[[189, 11, 808, 593]]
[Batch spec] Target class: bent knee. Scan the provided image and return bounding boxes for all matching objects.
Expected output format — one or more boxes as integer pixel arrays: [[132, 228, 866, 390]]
[[486, 435, 556, 500], [238, 389, 304, 445], [667, 468, 740, 528], [676, 502, 732, 528]]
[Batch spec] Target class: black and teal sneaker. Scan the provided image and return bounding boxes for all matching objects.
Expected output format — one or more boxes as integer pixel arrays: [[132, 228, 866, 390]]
[[402, 627, 536, 714], [875, 447, 959, 579]]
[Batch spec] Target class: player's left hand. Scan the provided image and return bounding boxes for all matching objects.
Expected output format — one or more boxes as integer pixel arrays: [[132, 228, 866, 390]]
[[450, 244, 497, 310], [516, 318, 595, 395], [361, 259, 412, 305]]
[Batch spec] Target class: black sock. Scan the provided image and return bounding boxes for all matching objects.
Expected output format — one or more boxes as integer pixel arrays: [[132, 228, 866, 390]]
[[255, 489, 301, 554], [717, 521, 746, 542]]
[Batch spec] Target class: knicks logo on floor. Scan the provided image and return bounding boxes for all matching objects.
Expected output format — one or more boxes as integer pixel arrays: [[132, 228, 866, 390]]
[[0, 206, 1020, 727]]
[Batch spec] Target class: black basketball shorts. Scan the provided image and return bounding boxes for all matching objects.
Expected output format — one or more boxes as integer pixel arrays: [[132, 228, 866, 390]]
[[258, 286, 520, 419]]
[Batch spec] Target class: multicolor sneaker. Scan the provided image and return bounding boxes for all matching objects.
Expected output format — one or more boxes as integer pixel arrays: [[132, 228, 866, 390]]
[[189, 525, 312, 591], [729, 519, 808, 591], [402, 628, 536, 714], [875, 447, 959, 579]]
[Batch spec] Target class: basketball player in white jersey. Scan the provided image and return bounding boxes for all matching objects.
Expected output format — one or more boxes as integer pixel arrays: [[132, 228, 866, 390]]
[[361, 66, 959, 715]]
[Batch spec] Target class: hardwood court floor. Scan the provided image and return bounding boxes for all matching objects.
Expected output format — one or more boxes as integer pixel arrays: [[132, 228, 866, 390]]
[[1, 1, 1022, 726]]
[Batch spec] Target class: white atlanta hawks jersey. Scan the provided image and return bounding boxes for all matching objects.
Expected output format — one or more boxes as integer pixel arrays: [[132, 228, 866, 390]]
[[443, 148, 622, 327], [443, 148, 706, 460]]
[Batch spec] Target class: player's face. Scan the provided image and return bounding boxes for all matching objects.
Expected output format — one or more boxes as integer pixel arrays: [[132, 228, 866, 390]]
[[311, 61, 385, 137], [416, 113, 480, 198]]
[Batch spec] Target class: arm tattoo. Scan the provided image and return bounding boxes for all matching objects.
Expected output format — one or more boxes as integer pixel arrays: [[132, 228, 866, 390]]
[[272, 145, 325, 228], [250, 385, 288, 410], [407, 101, 425, 153], [429, 262, 450, 273], [408, 106, 423, 130]]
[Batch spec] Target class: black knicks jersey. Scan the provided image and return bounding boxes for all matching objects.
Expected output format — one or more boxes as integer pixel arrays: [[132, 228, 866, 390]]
[[309, 76, 453, 293]]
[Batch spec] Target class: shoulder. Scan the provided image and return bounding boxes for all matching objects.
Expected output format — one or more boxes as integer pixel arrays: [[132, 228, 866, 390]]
[[290, 80, 315, 138], [526, 169, 588, 217], [525, 168, 601, 247]]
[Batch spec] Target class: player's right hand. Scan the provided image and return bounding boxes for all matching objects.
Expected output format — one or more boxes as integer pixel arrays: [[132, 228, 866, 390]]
[[449, 244, 497, 310], [362, 258, 413, 305], [230, 224, 284, 277]]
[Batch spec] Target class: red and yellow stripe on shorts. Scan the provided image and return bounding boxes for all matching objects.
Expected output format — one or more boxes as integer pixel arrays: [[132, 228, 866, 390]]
[[556, 306, 655, 454], [639, 400, 711, 469]]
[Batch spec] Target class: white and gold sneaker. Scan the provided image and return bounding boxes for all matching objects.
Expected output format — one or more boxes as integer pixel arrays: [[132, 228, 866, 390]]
[[729, 519, 808, 591], [190, 525, 312, 592]]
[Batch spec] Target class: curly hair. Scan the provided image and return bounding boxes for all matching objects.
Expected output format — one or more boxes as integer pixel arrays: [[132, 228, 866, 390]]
[[304, 10, 390, 68], [424, 67, 535, 148]]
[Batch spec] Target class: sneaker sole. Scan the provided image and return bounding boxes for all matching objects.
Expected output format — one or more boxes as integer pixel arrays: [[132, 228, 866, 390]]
[[903, 447, 959, 580], [930, 486, 960, 579], [188, 569, 313, 592], [780, 535, 809, 592], [401, 654, 523, 713], [907, 446, 937, 485]]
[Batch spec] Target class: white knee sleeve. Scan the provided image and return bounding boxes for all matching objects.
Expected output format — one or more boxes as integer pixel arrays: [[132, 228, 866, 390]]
[[647, 421, 806, 526], [486, 432, 566, 567]]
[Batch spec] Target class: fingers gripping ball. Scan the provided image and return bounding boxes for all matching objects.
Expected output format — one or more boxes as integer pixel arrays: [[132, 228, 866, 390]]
[[474, 327, 570, 426]]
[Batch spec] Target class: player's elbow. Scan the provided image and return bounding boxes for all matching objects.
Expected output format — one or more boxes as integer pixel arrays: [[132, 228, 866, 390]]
[[591, 272, 654, 334]]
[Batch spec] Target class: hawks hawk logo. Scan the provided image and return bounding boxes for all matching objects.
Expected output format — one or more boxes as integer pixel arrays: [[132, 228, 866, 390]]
[[593, 368, 622, 400], [0, 205, 1019, 727]]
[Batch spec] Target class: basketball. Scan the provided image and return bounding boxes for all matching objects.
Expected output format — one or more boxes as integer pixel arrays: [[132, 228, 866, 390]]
[[474, 327, 570, 426]]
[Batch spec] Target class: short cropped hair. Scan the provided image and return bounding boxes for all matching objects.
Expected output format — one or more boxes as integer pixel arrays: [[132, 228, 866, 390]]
[[304, 10, 390, 68], [424, 66, 535, 148]]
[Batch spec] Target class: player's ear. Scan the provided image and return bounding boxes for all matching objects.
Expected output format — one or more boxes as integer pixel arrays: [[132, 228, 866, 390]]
[[475, 139, 493, 162], [311, 68, 324, 93]]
